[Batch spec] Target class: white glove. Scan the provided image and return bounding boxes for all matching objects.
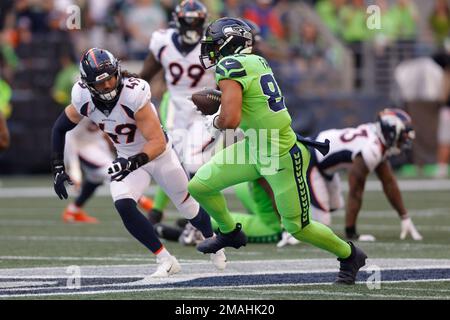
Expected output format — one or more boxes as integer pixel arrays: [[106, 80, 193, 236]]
[[204, 114, 222, 138], [276, 231, 301, 248], [400, 217, 423, 240]]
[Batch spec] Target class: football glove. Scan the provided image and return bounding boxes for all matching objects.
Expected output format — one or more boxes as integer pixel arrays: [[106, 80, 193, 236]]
[[400, 217, 423, 240], [204, 114, 222, 138], [108, 153, 149, 182], [52, 159, 73, 200]]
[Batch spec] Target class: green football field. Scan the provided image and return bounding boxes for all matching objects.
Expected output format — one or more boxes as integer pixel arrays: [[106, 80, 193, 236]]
[[0, 176, 449, 300]]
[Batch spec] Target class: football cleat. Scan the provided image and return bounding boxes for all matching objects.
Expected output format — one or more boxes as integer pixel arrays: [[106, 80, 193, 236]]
[[149, 255, 181, 278], [335, 242, 367, 285], [210, 248, 227, 270], [178, 223, 205, 246], [147, 208, 163, 224], [358, 234, 376, 242], [154, 223, 183, 242], [276, 231, 301, 248], [62, 207, 99, 224], [196, 223, 247, 254], [138, 196, 153, 212]]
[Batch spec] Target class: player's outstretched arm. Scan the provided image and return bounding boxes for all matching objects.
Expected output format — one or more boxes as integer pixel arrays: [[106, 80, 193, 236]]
[[139, 52, 163, 83], [215, 79, 242, 129], [135, 103, 166, 160], [375, 160, 408, 218], [345, 155, 369, 230], [0, 112, 10, 151], [51, 105, 81, 199], [375, 160, 423, 240]]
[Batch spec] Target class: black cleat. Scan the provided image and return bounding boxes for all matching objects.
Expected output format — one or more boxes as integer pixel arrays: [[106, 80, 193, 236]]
[[154, 223, 182, 242], [196, 223, 247, 254], [335, 242, 368, 285], [175, 218, 189, 229], [148, 209, 163, 224]]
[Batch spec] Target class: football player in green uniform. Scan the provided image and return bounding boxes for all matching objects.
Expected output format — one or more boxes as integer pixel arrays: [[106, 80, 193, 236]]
[[188, 18, 367, 284]]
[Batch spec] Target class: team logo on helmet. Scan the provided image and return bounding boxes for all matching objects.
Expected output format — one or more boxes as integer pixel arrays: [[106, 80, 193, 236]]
[[199, 17, 253, 69]]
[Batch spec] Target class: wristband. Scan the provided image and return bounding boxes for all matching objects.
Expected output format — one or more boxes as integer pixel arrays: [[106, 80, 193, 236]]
[[128, 152, 149, 170]]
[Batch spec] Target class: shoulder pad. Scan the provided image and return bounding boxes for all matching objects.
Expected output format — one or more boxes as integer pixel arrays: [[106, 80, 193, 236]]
[[71, 81, 91, 116], [121, 78, 152, 113], [216, 57, 247, 78]]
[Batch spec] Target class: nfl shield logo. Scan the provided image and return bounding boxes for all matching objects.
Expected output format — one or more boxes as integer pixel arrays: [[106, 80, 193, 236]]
[[104, 110, 110, 116]]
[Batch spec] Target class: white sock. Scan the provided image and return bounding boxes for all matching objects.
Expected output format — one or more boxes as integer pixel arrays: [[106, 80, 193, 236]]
[[156, 247, 171, 260]]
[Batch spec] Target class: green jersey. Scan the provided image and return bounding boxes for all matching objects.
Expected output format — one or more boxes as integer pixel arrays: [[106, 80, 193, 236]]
[[215, 54, 296, 156]]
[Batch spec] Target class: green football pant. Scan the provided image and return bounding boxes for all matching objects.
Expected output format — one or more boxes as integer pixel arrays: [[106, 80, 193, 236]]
[[188, 139, 351, 259], [210, 182, 282, 243], [152, 91, 172, 212]]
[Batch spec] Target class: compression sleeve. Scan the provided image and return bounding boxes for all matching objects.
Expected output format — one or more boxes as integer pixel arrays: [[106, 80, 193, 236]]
[[51, 111, 77, 161]]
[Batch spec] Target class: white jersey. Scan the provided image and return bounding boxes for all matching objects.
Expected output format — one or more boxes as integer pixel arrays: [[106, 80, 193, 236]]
[[149, 28, 216, 125], [314, 123, 386, 175], [71, 77, 157, 158], [66, 117, 106, 148]]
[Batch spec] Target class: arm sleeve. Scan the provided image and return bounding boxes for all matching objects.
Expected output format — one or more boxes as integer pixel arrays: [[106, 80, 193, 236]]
[[51, 111, 78, 161]]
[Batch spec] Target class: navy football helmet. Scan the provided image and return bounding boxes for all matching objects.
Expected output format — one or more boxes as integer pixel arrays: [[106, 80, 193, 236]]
[[79, 48, 122, 103], [242, 19, 262, 47], [199, 17, 253, 69], [173, 0, 208, 45], [376, 108, 415, 155]]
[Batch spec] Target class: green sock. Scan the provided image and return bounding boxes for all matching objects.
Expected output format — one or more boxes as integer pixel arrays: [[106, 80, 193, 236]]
[[152, 186, 170, 212], [293, 221, 351, 259]]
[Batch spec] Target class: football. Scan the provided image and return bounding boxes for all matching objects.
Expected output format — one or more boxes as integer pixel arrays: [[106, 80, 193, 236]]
[[191, 88, 221, 115]]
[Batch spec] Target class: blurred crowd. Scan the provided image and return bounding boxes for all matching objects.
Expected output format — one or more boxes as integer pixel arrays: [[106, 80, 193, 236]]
[[1, 0, 449, 95], [0, 0, 449, 174]]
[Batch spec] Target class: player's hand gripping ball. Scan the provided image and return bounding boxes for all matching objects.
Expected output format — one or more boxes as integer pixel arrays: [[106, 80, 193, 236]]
[[191, 88, 221, 115]]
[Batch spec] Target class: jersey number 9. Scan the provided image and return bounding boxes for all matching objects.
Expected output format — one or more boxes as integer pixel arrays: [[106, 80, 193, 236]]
[[169, 63, 205, 88], [260, 74, 286, 112]]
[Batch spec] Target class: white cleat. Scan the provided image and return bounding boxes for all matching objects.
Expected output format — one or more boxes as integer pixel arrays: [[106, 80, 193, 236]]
[[276, 231, 301, 248], [210, 248, 227, 270], [149, 255, 181, 278], [358, 234, 376, 242]]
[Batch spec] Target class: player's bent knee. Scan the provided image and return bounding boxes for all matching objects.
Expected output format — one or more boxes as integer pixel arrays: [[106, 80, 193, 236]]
[[281, 217, 302, 236], [187, 177, 210, 198]]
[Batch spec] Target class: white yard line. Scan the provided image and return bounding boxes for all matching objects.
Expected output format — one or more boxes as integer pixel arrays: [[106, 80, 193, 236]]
[[1, 179, 450, 198], [0, 235, 132, 242], [1, 279, 449, 299]]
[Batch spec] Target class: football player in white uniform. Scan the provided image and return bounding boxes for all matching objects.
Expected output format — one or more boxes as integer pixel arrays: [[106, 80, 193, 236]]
[[62, 118, 154, 223], [307, 108, 422, 241], [140, 0, 217, 224], [51, 48, 226, 278], [61, 118, 111, 223]]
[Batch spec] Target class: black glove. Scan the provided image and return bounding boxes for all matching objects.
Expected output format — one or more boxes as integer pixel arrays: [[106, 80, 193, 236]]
[[108, 153, 149, 182], [52, 159, 73, 199]]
